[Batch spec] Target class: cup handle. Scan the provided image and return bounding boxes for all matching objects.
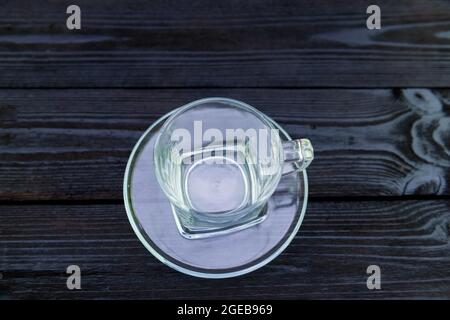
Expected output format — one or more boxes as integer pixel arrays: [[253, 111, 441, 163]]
[[281, 139, 314, 176]]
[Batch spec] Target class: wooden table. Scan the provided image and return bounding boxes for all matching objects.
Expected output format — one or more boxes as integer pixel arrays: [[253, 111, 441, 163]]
[[1, 0, 449, 299]]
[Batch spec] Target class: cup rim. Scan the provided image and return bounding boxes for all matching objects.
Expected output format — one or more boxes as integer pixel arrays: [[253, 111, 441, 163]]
[[153, 97, 283, 220]]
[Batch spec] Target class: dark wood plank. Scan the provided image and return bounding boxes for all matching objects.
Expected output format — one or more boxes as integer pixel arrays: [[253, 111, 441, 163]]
[[1, 88, 449, 200], [1, 200, 449, 299], [1, 0, 450, 87]]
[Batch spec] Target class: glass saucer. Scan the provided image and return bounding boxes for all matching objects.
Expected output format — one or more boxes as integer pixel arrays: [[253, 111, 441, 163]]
[[123, 108, 308, 278]]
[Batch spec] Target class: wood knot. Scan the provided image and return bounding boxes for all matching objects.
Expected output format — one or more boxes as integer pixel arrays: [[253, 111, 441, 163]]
[[403, 165, 445, 195], [402, 89, 442, 114], [411, 115, 450, 167], [402, 88, 450, 167]]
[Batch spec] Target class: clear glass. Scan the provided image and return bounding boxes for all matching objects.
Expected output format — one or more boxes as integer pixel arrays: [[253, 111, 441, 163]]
[[123, 108, 309, 278], [154, 98, 313, 239]]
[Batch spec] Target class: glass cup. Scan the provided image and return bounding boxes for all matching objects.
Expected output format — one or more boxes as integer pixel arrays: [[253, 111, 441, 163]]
[[154, 98, 313, 239]]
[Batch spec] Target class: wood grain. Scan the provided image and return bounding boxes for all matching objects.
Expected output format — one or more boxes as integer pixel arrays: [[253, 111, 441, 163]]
[[0, 88, 449, 200], [1, 200, 449, 299], [1, 0, 450, 87], [1, 0, 449, 300]]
